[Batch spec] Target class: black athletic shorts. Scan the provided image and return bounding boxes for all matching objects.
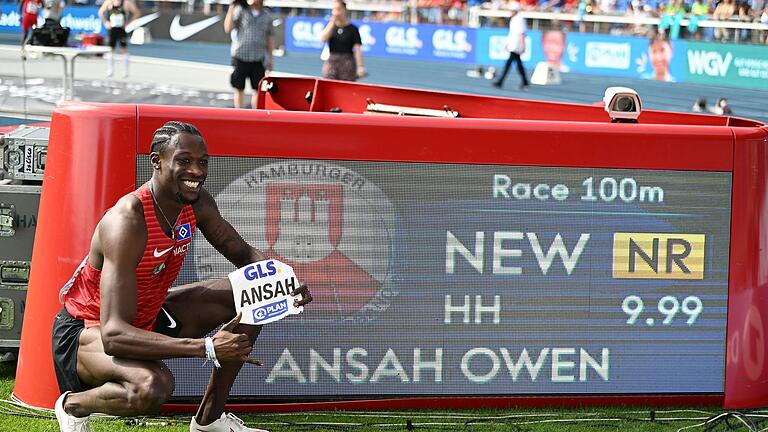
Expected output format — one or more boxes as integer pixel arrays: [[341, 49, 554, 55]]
[[108, 27, 127, 49], [230, 57, 265, 91], [51, 306, 182, 393]]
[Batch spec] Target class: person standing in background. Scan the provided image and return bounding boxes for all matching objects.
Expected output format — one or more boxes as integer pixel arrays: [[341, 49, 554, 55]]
[[99, 0, 141, 78], [224, 0, 274, 109], [493, 0, 529, 90], [19, 0, 42, 46], [320, 0, 366, 81]]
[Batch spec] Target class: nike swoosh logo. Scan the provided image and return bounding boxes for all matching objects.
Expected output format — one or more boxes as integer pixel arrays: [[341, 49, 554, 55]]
[[153, 246, 173, 258], [160, 307, 177, 329], [124, 12, 160, 33], [169, 15, 222, 42]]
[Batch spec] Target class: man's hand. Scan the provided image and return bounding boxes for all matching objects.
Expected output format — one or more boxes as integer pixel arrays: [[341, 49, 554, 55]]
[[211, 312, 263, 365], [291, 283, 313, 307]]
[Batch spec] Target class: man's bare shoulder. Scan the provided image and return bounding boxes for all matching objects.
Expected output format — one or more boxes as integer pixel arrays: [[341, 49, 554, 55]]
[[99, 193, 146, 234], [191, 187, 217, 218]]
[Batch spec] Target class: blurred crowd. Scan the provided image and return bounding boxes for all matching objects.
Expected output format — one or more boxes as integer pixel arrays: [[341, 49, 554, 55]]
[[3, 0, 766, 43]]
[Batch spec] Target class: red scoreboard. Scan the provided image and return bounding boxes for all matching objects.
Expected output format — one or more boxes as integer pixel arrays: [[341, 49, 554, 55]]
[[14, 78, 768, 410]]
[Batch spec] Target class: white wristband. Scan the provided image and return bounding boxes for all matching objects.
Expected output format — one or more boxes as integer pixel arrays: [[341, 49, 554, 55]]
[[204, 336, 222, 369]]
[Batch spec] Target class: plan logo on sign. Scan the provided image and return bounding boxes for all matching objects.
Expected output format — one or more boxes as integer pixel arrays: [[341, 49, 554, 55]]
[[195, 161, 397, 322], [385, 26, 422, 55], [687, 50, 732, 77], [291, 20, 325, 49], [253, 299, 288, 322], [585, 42, 630, 70], [612, 233, 706, 279]]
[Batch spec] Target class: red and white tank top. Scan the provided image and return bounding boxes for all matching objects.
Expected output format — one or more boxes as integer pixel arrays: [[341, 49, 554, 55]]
[[60, 182, 197, 330]]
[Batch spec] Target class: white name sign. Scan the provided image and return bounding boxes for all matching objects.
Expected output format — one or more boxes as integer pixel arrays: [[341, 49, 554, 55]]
[[228, 259, 304, 325]]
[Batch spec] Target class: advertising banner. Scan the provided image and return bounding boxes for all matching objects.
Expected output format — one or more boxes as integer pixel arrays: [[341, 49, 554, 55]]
[[140, 157, 732, 398], [285, 17, 475, 63], [685, 41, 768, 90], [475, 29, 687, 82], [1, 5, 104, 35]]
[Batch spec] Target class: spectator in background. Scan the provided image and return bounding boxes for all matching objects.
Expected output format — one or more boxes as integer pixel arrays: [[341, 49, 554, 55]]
[[753, 0, 768, 43], [646, 34, 674, 81], [737, 1, 752, 40], [223, 0, 274, 109], [713, 0, 737, 40], [627, 0, 652, 35], [541, 29, 569, 72], [688, 0, 710, 39], [320, 0, 366, 81], [493, 0, 529, 90], [19, 0, 42, 46], [658, 0, 686, 38], [42, 0, 65, 24], [99, 0, 141, 78]]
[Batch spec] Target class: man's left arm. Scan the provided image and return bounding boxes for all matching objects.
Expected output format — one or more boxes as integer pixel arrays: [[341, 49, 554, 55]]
[[194, 188, 266, 267]]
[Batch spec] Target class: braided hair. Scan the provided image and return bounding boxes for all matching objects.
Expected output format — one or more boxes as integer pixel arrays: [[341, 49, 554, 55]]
[[150, 121, 203, 154]]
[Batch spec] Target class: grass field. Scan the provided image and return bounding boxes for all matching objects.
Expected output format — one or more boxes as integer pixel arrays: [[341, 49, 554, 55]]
[[1, 360, 761, 432]]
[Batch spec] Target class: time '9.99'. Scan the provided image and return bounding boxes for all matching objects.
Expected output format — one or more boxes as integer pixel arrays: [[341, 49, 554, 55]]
[[621, 295, 703, 326]]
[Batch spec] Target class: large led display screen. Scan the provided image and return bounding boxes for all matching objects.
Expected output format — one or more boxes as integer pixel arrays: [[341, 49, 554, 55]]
[[138, 157, 731, 397]]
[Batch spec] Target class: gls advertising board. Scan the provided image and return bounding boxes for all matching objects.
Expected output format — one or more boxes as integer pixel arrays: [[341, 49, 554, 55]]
[[142, 158, 732, 397], [286, 16, 767, 89], [288, 17, 475, 63]]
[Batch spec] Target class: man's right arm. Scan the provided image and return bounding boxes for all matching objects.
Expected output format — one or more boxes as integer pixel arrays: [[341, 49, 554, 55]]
[[97, 198, 207, 360], [97, 197, 255, 363]]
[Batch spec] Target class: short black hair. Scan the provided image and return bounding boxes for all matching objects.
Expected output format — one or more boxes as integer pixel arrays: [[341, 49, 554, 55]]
[[150, 121, 203, 154]]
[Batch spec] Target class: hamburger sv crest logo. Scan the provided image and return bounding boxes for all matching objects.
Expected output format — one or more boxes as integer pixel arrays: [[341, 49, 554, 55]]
[[194, 160, 397, 322]]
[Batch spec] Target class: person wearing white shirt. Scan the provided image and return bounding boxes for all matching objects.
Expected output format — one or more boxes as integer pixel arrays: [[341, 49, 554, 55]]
[[493, 1, 529, 90]]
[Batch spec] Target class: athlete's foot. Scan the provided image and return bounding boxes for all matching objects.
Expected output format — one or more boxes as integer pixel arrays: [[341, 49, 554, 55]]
[[190, 413, 269, 432], [106, 68, 113, 78], [492, 81, 502, 88], [518, 84, 529, 91], [55, 392, 92, 432]]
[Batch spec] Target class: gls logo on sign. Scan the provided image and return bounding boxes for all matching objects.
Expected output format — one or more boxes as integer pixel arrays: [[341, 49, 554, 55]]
[[432, 29, 472, 59], [291, 20, 325, 49], [688, 50, 732, 77], [385, 26, 422, 55], [244, 260, 277, 280]]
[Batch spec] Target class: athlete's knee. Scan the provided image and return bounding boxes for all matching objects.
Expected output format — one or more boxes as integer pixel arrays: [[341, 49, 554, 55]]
[[126, 370, 174, 413]]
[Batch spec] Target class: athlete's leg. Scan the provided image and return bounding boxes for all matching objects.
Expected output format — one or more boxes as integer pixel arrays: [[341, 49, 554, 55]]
[[162, 278, 262, 425], [61, 327, 175, 418]]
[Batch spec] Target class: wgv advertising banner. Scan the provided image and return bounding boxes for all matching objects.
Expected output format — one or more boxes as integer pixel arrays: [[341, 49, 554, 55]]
[[0, 5, 104, 35], [685, 41, 768, 90], [475, 29, 687, 82], [285, 17, 475, 63]]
